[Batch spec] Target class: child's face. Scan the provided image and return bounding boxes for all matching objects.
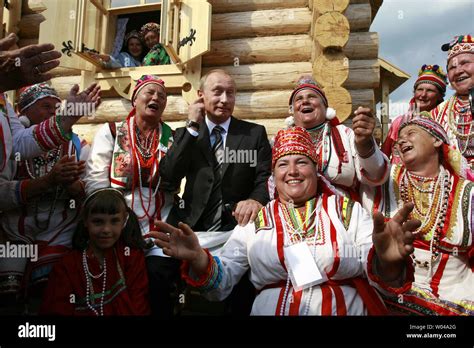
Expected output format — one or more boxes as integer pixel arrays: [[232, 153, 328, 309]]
[[85, 212, 127, 251], [127, 38, 143, 59]]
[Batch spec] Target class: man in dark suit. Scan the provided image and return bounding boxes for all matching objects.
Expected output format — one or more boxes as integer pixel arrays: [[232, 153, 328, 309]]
[[161, 69, 271, 230], [159, 69, 272, 315]]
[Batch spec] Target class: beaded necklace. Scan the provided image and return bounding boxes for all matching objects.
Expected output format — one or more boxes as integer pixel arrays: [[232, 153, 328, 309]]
[[399, 166, 450, 263], [306, 122, 325, 132], [406, 173, 439, 219], [82, 249, 107, 316], [134, 119, 159, 168], [446, 96, 474, 154], [278, 198, 322, 315], [307, 122, 331, 173], [406, 172, 437, 193], [128, 117, 162, 225], [280, 198, 317, 244], [81, 248, 126, 316]]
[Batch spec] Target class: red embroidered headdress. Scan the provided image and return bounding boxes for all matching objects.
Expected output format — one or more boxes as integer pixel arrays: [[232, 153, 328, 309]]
[[272, 126, 318, 168]]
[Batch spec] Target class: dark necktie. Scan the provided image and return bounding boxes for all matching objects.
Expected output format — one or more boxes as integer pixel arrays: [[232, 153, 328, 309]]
[[202, 125, 225, 231]]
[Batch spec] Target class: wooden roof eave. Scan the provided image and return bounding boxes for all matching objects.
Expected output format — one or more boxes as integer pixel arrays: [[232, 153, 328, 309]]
[[375, 57, 411, 104]]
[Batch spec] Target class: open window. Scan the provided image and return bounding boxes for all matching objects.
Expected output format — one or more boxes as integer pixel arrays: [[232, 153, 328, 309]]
[[39, 0, 212, 101]]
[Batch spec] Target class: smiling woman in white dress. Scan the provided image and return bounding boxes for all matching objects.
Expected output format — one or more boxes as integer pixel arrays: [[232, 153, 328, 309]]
[[151, 126, 421, 316]]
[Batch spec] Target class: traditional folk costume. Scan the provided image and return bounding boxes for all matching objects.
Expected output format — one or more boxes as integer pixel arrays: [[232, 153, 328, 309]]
[[382, 65, 447, 164], [140, 23, 171, 66], [181, 127, 412, 316], [431, 35, 474, 172], [4, 84, 89, 292], [282, 77, 390, 204], [40, 240, 150, 316], [143, 44, 170, 66], [0, 87, 76, 296], [365, 117, 474, 315], [1, 139, 89, 295], [85, 75, 174, 257]]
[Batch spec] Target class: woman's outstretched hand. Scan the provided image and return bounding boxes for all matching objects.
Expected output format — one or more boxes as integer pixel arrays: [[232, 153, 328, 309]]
[[0, 34, 61, 92], [65, 83, 101, 117], [150, 220, 209, 275], [372, 202, 421, 283], [150, 220, 200, 260]]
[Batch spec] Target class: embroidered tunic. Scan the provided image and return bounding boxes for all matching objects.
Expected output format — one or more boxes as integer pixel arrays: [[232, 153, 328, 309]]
[[307, 123, 389, 192], [183, 195, 412, 315], [0, 136, 89, 293], [432, 95, 474, 170], [0, 94, 71, 211], [85, 117, 174, 257], [0, 94, 74, 295], [364, 164, 474, 315]]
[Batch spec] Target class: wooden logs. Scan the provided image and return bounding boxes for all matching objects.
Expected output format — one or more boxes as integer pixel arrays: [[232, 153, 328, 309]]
[[203, 34, 312, 67], [314, 12, 350, 49], [50, 75, 81, 99], [50, 60, 375, 97], [7, 0, 23, 34], [50, 67, 83, 78], [203, 62, 312, 91], [314, 0, 350, 14], [18, 13, 45, 39], [343, 59, 379, 89], [311, 0, 352, 121], [81, 98, 132, 124], [75, 89, 373, 125], [231, 89, 375, 118], [211, 4, 371, 41], [50, 64, 376, 96], [349, 88, 374, 110], [324, 86, 352, 119], [212, 8, 311, 40], [344, 3, 371, 31], [313, 51, 349, 87], [233, 90, 290, 119], [208, 0, 308, 14], [343, 32, 379, 59]]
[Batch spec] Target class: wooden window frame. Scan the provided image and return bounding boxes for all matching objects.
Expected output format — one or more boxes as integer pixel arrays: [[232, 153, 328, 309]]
[[107, 2, 162, 16], [40, 0, 210, 103]]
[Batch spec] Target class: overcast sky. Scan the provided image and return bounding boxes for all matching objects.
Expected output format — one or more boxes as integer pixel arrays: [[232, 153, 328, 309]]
[[371, 0, 474, 118]]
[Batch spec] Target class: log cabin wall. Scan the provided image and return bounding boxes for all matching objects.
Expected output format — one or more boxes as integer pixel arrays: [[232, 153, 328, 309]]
[[17, 0, 380, 143]]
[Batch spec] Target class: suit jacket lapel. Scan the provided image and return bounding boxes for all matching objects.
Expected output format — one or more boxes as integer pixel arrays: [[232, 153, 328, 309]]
[[198, 122, 213, 166], [222, 116, 243, 176]]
